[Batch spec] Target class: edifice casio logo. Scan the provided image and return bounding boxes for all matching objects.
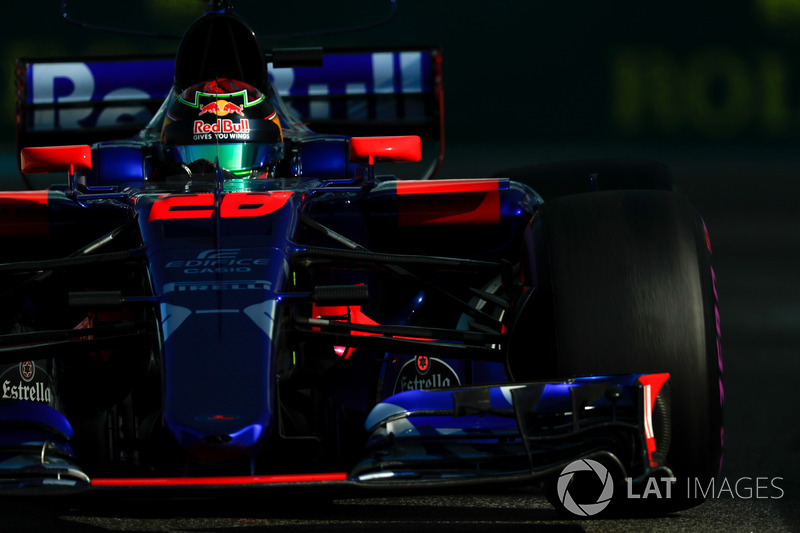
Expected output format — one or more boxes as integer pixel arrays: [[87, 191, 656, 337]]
[[557, 459, 615, 516]]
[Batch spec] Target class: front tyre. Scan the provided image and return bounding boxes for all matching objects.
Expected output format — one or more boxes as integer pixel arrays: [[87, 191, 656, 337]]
[[510, 190, 723, 508]]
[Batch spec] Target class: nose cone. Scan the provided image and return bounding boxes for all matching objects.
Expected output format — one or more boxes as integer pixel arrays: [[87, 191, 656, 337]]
[[160, 298, 278, 464], [168, 417, 267, 463], [137, 192, 297, 468]]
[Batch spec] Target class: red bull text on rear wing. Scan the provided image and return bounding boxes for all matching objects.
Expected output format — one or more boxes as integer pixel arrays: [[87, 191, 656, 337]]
[[16, 48, 443, 156]]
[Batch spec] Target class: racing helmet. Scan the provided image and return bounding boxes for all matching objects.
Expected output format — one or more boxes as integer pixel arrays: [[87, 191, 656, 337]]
[[161, 79, 284, 178]]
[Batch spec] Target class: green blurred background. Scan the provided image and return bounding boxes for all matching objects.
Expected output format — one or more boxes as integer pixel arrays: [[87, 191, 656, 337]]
[[4, 0, 800, 177]]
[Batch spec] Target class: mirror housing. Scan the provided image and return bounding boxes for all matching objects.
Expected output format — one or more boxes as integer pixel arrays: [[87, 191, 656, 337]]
[[349, 136, 421, 165], [21, 145, 92, 175], [21, 145, 92, 192]]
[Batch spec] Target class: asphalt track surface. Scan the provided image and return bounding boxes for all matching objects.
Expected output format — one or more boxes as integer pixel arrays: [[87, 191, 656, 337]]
[[1, 141, 799, 532]]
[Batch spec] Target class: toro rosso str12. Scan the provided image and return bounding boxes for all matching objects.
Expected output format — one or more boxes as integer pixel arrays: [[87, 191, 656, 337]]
[[1, 1, 722, 514]]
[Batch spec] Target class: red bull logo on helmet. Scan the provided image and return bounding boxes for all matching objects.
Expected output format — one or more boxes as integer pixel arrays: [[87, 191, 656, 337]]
[[197, 99, 245, 117], [168, 82, 281, 144], [192, 98, 252, 140], [193, 118, 251, 135]]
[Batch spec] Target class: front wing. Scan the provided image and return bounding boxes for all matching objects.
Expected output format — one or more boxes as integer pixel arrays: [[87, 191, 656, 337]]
[[0, 373, 671, 496]]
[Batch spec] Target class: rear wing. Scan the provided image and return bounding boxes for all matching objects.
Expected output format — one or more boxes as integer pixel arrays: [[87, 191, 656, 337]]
[[15, 47, 444, 164]]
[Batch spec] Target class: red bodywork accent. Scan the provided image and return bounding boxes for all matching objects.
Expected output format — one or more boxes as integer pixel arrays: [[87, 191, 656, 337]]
[[349, 136, 422, 165], [20, 145, 92, 174], [149, 194, 214, 221], [312, 302, 433, 359], [0, 191, 49, 237], [638, 373, 670, 467], [312, 304, 380, 359], [148, 192, 292, 222], [91, 472, 348, 487], [396, 179, 501, 227], [397, 179, 498, 195], [220, 191, 292, 218]]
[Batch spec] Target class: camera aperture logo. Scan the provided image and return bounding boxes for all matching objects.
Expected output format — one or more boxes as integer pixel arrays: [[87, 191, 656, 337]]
[[557, 459, 615, 517]]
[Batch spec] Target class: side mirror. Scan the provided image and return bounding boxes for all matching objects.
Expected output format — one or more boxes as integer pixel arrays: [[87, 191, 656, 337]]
[[21, 145, 92, 174], [349, 136, 421, 165], [20, 145, 92, 191]]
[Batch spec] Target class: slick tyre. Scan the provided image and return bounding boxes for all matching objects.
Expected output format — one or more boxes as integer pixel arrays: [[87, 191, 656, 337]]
[[513, 190, 723, 509]]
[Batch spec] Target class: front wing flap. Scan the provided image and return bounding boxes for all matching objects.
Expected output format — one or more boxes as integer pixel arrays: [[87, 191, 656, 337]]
[[0, 373, 669, 496], [352, 373, 671, 487]]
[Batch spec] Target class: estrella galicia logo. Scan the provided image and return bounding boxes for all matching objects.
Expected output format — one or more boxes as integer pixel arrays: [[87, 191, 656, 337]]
[[557, 459, 615, 516], [1, 361, 54, 406], [393, 357, 460, 394]]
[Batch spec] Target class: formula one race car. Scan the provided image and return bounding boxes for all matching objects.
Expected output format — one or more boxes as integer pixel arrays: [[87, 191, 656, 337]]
[[1, 1, 722, 515]]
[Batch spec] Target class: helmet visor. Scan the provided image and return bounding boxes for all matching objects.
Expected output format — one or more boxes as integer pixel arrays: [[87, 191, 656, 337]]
[[173, 143, 283, 176]]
